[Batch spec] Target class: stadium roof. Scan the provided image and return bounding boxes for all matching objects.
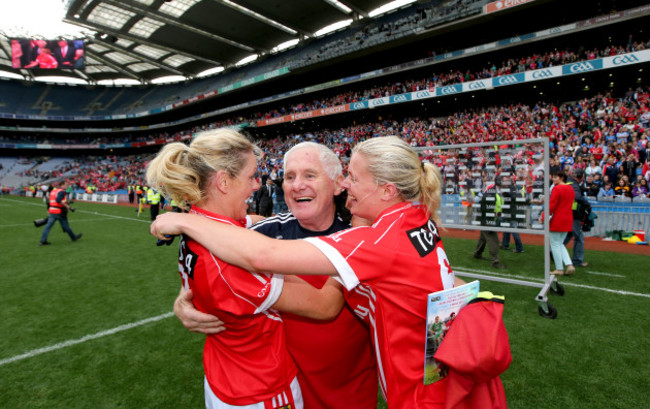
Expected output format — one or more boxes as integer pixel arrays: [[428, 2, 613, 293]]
[[0, 0, 413, 85]]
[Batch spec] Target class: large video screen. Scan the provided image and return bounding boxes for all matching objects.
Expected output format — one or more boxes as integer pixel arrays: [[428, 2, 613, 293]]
[[11, 39, 85, 70]]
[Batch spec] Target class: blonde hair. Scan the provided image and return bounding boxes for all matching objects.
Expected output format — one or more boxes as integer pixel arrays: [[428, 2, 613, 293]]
[[146, 128, 260, 210], [353, 136, 442, 224]]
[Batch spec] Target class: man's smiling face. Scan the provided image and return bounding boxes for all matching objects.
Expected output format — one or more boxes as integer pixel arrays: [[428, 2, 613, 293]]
[[283, 147, 342, 231]]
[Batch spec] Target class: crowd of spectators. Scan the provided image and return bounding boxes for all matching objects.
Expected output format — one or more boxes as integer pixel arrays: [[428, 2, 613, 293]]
[[1, 32, 647, 149], [0, 130, 191, 147], [10, 87, 647, 209], [5, 85, 650, 201], [256, 35, 649, 121], [2, 33, 649, 204]]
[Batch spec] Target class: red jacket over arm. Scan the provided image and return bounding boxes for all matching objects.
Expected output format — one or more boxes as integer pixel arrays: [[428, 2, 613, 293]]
[[434, 295, 511, 409]]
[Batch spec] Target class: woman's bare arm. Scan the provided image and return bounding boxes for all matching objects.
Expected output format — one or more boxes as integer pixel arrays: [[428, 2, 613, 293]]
[[274, 276, 344, 320], [152, 212, 337, 277]]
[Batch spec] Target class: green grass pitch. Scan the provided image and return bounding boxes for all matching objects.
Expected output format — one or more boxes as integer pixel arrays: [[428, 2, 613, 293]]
[[0, 195, 648, 408]]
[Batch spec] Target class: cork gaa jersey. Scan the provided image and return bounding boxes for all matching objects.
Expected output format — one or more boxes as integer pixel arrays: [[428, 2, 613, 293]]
[[304, 202, 455, 408], [252, 212, 377, 409], [179, 206, 297, 406]]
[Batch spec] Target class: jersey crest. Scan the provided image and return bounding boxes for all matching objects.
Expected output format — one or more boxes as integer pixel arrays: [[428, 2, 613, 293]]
[[406, 219, 440, 258]]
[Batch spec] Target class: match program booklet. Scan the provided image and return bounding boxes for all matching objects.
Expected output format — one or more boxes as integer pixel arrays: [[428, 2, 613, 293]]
[[423, 280, 480, 385]]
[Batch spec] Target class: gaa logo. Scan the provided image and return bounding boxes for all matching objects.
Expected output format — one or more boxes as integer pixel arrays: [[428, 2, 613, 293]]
[[415, 91, 432, 98], [468, 81, 486, 90], [352, 102, 366, 109], [392, 94, 408, 103], [569, 62, 596, 73], [440, 85, 459, 95], [532, 69, 554, 79], [497, 75, 520, 85], [613, 54, 639, 65]]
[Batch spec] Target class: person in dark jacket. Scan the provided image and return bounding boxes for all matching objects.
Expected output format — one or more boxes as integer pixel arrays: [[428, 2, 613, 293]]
[[563, 168, 591, 267], [257, 176, 275, 217], [473, 177, 507, 269]]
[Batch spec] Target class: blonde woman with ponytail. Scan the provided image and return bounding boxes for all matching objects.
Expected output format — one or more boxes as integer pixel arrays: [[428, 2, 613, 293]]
[[151, 136, 458, 408], [146, 128, 337, 409]]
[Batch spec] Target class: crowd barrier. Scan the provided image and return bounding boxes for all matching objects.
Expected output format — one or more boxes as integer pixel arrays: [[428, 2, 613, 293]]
[[589, 202, 650, 238], [73, 192, 123, 204], [440, 194, 650, 238]]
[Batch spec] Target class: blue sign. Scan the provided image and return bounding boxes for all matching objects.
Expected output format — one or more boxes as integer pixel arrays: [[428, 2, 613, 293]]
[[349, 101, 368, 110], [389, 94, 411, 104], [562, 59, 603, 75], [492, 73, 525, 87], [436, 84, 463, 96]]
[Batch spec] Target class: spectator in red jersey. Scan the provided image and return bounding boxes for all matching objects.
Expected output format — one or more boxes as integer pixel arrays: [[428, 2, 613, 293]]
[[151, 137, 484, 409], [147, 129, 346, 409], [548, 170, 575, 276]]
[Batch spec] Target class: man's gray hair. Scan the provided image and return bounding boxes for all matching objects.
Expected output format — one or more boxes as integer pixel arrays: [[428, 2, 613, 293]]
[[284, 142, 342, 181]]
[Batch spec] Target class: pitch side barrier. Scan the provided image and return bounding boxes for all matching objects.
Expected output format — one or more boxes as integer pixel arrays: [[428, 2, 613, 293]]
[[414, 138, 563, 319]]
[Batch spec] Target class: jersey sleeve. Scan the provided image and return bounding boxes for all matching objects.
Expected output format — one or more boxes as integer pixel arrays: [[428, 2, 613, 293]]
[[303, 226, 392, 291], [303, 237, 359, 291], [255, 274, 284, 314]]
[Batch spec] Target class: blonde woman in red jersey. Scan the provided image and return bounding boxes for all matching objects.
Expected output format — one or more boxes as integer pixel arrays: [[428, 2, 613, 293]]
[[147, 129, 343, 409], [152, 136, 468, 408]]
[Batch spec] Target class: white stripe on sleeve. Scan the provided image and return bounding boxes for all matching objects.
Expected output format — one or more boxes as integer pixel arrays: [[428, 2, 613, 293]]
[[254, 274, 284, 314], [302, 237, 359, 290]]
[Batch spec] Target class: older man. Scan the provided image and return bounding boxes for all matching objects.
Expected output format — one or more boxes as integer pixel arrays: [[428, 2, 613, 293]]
[[174, 142, 378, 409]]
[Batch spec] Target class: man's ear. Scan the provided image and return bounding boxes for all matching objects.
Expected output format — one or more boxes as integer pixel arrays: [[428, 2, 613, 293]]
[[333, 174, 345, 195]]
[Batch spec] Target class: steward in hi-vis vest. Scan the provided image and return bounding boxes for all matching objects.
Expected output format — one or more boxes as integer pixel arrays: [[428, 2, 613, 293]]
[[39, 181, 82, 246], [147, 188, 162, 221]]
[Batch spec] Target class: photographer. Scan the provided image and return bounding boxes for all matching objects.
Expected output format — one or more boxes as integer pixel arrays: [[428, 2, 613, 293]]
[[39, 181, 82, 246]]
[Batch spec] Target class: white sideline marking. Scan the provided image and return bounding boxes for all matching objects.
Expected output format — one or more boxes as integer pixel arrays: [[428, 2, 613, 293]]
[[0, 312, 174, 367], [584, 270, 625, 278], [0, 197, 150, 224], [455, 267, 650, 298], [77, 209, 152, 224], [0, 218, 116, 228]]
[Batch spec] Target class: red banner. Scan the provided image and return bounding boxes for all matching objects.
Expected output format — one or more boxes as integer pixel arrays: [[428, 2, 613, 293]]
[[256, 104, 350, 127], [484, 0, 535, 14]]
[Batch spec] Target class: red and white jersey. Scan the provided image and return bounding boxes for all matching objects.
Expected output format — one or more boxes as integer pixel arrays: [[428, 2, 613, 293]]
[[282, 275, 377, 409], [252, 213, 377, 409], [180, 206, 297, 406], [305, 202, 455, 408]]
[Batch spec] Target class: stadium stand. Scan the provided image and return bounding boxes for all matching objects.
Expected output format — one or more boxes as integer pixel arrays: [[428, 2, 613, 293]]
[[0, 0, 648, 237]]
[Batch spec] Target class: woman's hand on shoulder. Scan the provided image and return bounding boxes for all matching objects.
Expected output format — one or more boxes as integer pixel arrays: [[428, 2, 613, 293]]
[[151, 212, 189, 239]]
